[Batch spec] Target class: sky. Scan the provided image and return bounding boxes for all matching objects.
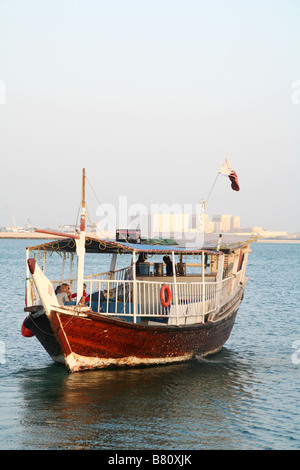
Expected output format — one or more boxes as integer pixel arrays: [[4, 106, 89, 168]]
[[0, 0, 299, 233]]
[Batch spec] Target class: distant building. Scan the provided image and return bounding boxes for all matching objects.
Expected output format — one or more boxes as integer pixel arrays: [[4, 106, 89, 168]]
[[126, 212, 243, 237], [211, 215, 241, 233], [129, 212, 190, 237], [221, 215, 232, 232], [212, 215, 222, 233], [231, 216, 241, 231]]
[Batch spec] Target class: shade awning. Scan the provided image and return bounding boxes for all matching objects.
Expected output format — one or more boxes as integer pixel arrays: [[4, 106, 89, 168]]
[[27, 237, 217, 255], [26, 232, 253, 255]]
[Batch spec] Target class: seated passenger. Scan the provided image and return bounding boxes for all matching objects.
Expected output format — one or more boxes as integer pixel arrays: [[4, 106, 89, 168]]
[[57, 283, 72, 306], [72, 283, 90, 304], [136, 253, 148, 276], [90, 290, 105, 312], [163, 255, 173, 276]]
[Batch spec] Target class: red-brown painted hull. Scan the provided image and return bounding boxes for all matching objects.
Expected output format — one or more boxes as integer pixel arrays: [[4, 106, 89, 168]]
[[48, 291, 243, 372]]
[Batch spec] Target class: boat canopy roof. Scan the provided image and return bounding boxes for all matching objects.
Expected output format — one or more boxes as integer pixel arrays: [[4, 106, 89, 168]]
[[27, 233, 253, 255], [27, 236, 217, 255]]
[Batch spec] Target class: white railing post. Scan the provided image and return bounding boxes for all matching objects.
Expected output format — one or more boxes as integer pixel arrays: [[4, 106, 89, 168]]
[[171, 251, 179, 325], [202, 252, 205, 317], [241, 245, 251, 283], [26, 248, 32, 306], [70, 253, 73, 285], [231, 250, 239, 293], [109, 253, 117, 280], [132, 251, 137, 323], [216, 253, 225, 308], [61, 252, 65, 281]]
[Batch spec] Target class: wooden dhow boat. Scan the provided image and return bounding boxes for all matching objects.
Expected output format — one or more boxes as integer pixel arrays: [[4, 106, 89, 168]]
[[22, 168, 253, 372]]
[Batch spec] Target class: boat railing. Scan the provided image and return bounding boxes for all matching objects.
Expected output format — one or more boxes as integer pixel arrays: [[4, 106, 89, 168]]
[[219, 269, 243, 303], [26, 277, 78, 307], [84, 265, 133, 281], [85, 267, 243, 322], [83, 276, 234, 325], [26, 265, 133, 307], [83, 272, 110, 281], [26, 269, 244, 325]]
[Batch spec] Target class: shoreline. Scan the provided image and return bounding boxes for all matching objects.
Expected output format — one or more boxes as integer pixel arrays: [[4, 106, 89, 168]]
[[256, 239, 300, 244], [0, 232, 97, 240], [0, 232, 299, 243], [0, 232, 65, 239]]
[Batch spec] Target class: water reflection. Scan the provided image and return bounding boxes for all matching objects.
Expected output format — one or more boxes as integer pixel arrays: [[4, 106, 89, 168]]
[[18, 349, 258, 450]]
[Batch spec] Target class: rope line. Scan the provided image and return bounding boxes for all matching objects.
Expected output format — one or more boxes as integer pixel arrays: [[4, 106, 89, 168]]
[[85, 175, 138, 251]]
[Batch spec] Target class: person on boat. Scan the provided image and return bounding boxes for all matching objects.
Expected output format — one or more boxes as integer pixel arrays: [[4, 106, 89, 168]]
[[71, 283, 90, 304], [55, 285, 61, 295], [57, 283, 72, 306], [163, 255, 173, 276], [136, 253, 148, 276]]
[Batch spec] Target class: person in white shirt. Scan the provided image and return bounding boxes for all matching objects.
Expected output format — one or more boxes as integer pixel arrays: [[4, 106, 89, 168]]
[[57, 283, 72, 306]]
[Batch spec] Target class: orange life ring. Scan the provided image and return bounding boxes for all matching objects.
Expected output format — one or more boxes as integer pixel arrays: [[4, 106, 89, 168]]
[[160, 284, 171, 308]]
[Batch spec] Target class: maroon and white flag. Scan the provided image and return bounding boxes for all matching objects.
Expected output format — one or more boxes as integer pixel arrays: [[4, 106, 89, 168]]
[[219, 159, 240, 191]]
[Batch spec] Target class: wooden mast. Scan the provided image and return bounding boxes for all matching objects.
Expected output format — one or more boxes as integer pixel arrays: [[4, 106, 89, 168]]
[[76, 168, 86, 303], [80, 168, 86, 232]]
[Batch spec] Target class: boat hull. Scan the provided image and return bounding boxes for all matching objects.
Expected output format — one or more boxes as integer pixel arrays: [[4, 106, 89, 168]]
[[47, 289, 244, 372], [23, 311, 65, 365]]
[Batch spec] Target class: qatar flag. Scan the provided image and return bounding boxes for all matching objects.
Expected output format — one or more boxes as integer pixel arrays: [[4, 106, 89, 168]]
[[219, 159, 240, 191]]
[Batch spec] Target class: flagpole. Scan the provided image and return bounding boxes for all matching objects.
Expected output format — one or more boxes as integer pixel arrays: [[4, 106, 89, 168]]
[[198, 171, 219, 232], [206, 172, 220, 204], [76, 168, 86, 304]]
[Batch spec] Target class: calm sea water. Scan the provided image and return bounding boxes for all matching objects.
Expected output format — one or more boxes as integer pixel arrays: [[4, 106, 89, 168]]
[[0, 239, 299, 450]]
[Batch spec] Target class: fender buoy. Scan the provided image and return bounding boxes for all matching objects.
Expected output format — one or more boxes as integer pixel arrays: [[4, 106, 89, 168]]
[[21, 319, 34, 337], [160, 284, 171, 308]]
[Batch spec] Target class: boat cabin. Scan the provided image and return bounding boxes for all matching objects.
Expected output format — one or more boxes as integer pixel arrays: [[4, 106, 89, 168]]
[[26, 235, 251, 327]]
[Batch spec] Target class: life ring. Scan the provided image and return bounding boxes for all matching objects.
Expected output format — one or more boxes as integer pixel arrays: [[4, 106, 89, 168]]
[[160, 284, 171, 308]]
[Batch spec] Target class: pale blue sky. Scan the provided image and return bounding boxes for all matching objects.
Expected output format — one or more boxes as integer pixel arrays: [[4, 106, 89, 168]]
[[0, 0, 299, 232]]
